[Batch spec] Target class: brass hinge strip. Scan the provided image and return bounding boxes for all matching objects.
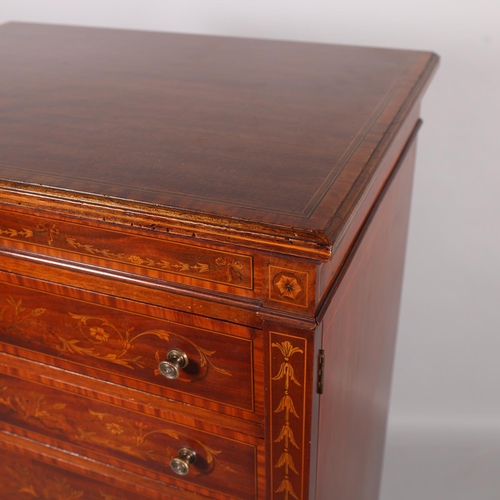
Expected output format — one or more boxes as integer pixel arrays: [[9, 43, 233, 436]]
[[317, 349, 325, 394]]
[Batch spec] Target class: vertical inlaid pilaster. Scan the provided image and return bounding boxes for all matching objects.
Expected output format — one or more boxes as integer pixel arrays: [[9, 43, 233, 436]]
[[269, 332, 308, 500]]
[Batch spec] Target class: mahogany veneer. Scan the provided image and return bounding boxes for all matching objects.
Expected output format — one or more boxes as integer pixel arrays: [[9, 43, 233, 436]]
[[0, 22, 438, 500]]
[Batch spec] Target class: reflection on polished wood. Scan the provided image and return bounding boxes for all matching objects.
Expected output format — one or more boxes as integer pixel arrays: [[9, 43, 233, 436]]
[[0, 21, 437, 499]]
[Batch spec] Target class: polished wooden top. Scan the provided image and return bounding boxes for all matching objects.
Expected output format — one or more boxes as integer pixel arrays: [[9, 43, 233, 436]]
[[0, 22, 438, 253]]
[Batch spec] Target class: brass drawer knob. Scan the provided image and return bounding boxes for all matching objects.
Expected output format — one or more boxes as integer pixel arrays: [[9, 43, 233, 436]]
[[158, 348, 189, 380], [170, 447, 197, 476]]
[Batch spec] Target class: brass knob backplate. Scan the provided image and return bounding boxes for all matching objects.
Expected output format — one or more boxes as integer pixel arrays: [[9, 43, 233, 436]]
[[158, 348, 189, 380], [170, 447, 197, 476]]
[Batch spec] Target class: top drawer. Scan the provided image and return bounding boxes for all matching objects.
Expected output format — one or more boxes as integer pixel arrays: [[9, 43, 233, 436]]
[[0, 206, 318, 315], [0, 207, 254, 293], [0, 270, 263, 422]]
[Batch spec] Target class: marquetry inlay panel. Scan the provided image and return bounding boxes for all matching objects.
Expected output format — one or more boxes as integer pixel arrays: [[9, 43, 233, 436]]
[[269, 332, 308, 500]]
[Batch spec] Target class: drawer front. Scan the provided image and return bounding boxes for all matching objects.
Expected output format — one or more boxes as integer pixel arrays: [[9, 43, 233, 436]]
[[0, 207, 318, 315], [0, 208, 254, 293], [0, 371, 258, 500], [0, 448, 143, 500], [0, 278, 260, 418]]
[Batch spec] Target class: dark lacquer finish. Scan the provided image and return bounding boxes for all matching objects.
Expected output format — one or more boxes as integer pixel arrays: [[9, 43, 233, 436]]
[[0, 22, 438, 500]]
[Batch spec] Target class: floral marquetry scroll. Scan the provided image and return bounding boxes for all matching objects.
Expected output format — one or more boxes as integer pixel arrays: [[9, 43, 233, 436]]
[[0, 210, 253, 289], [0, 284, 255, 412], [0, 296, 230, 381], [270, 333, 307, 500], [0, 459, 124, 500], [79, 409, 234, 477], [0, 373, 257, 499], [64, 312, 232, 382]]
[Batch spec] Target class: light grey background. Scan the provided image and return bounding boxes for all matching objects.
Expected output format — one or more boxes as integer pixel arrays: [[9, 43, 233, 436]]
[[1, 2, 499, 499]]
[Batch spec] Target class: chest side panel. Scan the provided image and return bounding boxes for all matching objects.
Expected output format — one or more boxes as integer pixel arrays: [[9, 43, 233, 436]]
[[315, 128, 418, 500]]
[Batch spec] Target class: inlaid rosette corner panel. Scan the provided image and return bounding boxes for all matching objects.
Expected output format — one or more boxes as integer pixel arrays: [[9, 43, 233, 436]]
[[260, 257, 317, 316]]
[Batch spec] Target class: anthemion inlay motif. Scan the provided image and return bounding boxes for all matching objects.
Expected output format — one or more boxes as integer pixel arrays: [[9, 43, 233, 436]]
[[270, 336, 307, 500]]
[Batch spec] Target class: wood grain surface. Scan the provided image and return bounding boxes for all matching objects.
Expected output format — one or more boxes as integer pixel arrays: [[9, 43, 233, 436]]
[[0, 22, 438, 256], [0, 275, 263, 419], [0, 446, 146, 500], [0, 22, 438, 500], [0, 371, 257, 499], [316, 122, 418, 500]]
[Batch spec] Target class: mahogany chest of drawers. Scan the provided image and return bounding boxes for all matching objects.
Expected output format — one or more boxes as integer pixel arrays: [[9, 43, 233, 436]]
[[0, 22, 438, 500]]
